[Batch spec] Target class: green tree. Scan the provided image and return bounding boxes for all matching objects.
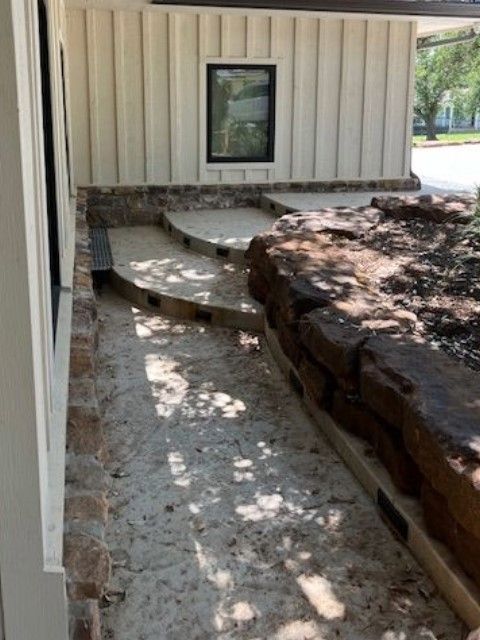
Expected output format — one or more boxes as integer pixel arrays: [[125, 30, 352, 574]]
[[463, 37, 480, 124], [415, 39, 470, 140]]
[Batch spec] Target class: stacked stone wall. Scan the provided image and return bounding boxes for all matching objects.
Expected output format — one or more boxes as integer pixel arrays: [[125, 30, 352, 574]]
[[247, 196, 480, 587], [84, 177, 420, 227], [64, 190, 110, 640]]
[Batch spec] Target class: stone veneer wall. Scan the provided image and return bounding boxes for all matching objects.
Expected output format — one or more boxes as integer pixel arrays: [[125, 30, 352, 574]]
[[84, 176, 420, 227], [64, 190, 110, 640], [247, 198, 480, 589]]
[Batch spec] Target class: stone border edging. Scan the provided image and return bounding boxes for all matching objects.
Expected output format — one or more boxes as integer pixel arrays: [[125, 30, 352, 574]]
[[64, 190, 111, 640], [265, 321, 480, 631], [109, 268, 264, 332]]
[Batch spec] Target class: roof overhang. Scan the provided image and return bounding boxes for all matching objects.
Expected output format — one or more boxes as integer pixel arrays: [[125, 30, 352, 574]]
[[151, 0, 480, 18], [67, 1, 480, 36]]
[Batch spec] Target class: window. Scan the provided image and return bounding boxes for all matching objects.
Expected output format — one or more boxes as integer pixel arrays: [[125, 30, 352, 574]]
[[207, 64, 276, 163]]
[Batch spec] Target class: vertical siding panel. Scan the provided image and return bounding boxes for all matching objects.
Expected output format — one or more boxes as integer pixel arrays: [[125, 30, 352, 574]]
[[87, 9, 117, 184], [143, 10, 154, 182], [114, 11, 145, 183], [383, 21, 411, 178], [248, 15, 270, 58], [220, 13, 229, 57], [246, 15, 254, 58], [113, 12, 126, 182], [67, 9, 91, 184], [271, 15, 294, 180], [337, 20, 367, 179], [292, 18, 317, 179], [86, 9, 100, 182], [404, 22, 417, 176], [360, 20, 388, 179], [206, 13, 221, 57], [315, 18, 342, 180], [227, 15, 247, 57], [198, 13, 207, 182], [177, 13, 199, 182], [168, 13, 180, 182], [291, 18, 303, 179], [143, 10, 170, 183]]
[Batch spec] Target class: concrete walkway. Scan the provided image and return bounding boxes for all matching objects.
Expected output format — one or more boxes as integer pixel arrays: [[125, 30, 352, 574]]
[[98, 290, 462, 640]]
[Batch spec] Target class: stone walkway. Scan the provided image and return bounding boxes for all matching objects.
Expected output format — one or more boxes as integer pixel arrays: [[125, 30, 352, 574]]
[[98, 290, 463, 640]]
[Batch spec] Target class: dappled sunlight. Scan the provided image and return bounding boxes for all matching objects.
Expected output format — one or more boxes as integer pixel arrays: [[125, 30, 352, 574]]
[[236, 492, 284, 522], [194, 538, 235, 591], [167, 451, 191, 488], [109, 225, 262, 313], [214, 599, 260, 632], [296, 574, 346, 621], [272, 619, 323, 640], [98, 291, 463, 640]]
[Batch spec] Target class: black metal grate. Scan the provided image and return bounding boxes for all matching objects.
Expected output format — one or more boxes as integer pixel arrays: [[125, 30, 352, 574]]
[[90, 227, 113, 272]]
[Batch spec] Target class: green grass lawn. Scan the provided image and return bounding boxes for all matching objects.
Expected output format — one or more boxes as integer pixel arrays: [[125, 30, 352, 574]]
[[413, 131, 480, 144]]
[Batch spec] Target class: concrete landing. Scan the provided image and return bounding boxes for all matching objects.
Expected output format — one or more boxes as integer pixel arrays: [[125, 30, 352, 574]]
[[261, 190, 428, 216], [108, 226, 263, 331], [163, 207, 274, 264]]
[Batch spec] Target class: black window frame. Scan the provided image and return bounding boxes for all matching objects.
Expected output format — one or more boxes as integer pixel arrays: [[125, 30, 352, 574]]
[[207, 63, 276, 164]]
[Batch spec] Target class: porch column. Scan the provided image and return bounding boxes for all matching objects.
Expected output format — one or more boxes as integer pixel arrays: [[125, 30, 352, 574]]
[[0, 0, 68, 638]]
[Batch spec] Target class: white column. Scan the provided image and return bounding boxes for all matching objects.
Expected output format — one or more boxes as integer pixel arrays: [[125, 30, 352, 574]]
[[0, 1, 68, 638]]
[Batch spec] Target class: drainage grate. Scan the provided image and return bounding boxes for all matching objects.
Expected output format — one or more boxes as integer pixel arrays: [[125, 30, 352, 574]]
[[91, 227, 113, 272]]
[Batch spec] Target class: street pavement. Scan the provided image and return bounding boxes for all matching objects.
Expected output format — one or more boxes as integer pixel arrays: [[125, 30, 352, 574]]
[[412, 143, 480, 194]]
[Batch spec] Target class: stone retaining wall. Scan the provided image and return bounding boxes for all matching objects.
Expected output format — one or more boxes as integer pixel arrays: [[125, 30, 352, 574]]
[[247, 197, 480, 588], [84, 176, 420, 227], [64, 191, 110, 640]]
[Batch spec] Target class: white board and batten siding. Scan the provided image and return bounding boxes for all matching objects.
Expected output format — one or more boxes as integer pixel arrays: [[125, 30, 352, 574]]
[[66, 5, 417, 186]]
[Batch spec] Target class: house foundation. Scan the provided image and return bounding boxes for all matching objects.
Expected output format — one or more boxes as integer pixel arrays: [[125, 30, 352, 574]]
[[64, 192, 111, 640]]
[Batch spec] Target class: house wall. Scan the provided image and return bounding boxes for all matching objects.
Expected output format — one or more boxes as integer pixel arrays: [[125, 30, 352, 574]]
[[66, 5, 417, 186], [0, 0, 74, 637]]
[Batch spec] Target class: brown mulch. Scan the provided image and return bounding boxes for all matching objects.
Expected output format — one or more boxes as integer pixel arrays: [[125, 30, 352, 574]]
[[361, 217, 480, 371]]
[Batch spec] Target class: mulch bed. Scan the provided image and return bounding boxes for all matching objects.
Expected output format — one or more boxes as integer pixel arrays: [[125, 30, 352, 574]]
[[364, 217, 480, 370]]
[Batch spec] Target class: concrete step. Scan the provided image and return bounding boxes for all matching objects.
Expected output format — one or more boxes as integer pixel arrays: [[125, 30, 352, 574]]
[[108, 226, 264, 331], [163, 207, 274, 264], [261, 190, 424, 217]]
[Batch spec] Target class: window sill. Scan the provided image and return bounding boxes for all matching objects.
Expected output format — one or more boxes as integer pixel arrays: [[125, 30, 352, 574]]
[[206, 161, 275, 170]]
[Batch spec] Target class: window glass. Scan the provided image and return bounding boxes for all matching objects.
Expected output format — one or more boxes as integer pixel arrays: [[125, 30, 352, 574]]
[[208, 65, 275, 162]]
